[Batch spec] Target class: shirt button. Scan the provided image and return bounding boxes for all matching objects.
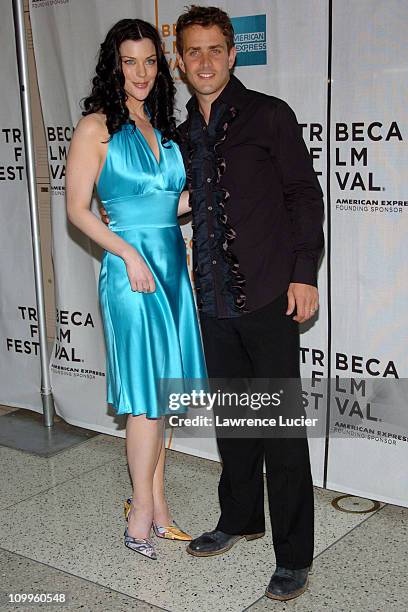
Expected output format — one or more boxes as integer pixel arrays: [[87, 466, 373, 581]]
[[206, 177, 212, 183], [210, 233, 215, 238], [212, 260, 217, 265], [208, 206, 213, 211]]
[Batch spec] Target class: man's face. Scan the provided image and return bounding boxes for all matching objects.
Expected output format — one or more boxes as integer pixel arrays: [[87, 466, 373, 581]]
[[178, 25, 236, 100]]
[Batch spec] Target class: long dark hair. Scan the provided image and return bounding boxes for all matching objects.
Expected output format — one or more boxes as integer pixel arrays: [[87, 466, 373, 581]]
[[82, 19, 177, 143]]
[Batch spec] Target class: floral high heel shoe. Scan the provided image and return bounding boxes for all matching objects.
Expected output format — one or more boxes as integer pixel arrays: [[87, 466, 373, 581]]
[[124, 497, 192, 541], [123, 502, 157, 560]]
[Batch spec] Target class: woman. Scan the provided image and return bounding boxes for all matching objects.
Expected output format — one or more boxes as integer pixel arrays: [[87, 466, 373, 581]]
[[66, 19, 207, 560]]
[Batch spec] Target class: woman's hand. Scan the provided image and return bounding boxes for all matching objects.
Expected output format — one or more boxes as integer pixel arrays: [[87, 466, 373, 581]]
[[123, 248, 156, 293]]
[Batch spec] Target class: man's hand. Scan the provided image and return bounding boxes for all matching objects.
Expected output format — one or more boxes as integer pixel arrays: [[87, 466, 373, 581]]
[[286, 282, 319, 323], [100, 206, 110, 225]]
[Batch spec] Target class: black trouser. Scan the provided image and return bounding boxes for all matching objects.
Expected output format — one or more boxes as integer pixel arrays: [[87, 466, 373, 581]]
[[199, 292, 314, 569]]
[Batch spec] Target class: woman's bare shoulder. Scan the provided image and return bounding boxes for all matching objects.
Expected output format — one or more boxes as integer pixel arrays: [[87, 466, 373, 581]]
[[75, 112, 108, 141]]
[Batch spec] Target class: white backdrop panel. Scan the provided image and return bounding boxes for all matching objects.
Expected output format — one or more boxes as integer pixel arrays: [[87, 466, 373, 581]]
[[29, 0, 408, 506], [30, 0, 155, 434], [328, 0, 408, 506], [0, 1, 41, 410], [30, 0, 328, 479]]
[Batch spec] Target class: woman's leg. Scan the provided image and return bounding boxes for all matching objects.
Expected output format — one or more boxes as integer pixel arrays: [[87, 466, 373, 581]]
[[152, 435, 172, 525], [126, 414, 164, 538]]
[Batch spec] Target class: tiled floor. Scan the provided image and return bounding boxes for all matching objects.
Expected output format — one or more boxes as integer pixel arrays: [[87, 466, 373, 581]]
[[0, 405, 407, 612]]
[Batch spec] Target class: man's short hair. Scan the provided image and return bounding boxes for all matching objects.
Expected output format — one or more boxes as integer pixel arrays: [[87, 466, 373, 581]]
[[176, 5, 235, 56]]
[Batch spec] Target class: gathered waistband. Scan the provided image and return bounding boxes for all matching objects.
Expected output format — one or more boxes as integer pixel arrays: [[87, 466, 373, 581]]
[[101, 191, 180, 231]]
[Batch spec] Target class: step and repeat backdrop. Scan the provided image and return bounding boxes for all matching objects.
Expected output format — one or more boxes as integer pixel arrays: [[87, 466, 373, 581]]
[[326, 0, 408, 505], [4, 0, 406, 505], [0, 1, 41, 411]]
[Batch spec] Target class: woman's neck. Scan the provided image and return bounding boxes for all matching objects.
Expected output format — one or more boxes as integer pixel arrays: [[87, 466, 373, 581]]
[[127, 100, 147, 123]]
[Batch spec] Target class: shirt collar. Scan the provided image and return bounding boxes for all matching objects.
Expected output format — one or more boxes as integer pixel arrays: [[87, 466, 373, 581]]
[[186, 74, 248, 114]]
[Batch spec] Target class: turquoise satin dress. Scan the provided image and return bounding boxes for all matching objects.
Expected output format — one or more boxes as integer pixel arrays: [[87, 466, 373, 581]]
[[97, 123, 207, 417]]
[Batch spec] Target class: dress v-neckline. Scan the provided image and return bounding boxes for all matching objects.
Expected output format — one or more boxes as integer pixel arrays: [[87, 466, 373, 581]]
[[135, 124, 161, 167]]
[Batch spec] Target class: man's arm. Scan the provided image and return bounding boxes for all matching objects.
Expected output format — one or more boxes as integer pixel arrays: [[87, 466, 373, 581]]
[[273, 100, 324, 322]]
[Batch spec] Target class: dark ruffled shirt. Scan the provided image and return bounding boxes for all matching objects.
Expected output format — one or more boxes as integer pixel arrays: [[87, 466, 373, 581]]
[[178, 75, 324, 319]]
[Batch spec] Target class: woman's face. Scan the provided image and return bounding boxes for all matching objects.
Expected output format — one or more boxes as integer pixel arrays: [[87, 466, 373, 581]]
[[119, 38, 158, 104]]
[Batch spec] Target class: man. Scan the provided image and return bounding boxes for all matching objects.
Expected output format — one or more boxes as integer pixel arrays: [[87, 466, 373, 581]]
[[175, 5, 323, 602]]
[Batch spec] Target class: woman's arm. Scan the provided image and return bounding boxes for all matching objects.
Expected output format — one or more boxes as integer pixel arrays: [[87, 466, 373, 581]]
[[66, 115, 155, 293], [177, 190, 191, 217]]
